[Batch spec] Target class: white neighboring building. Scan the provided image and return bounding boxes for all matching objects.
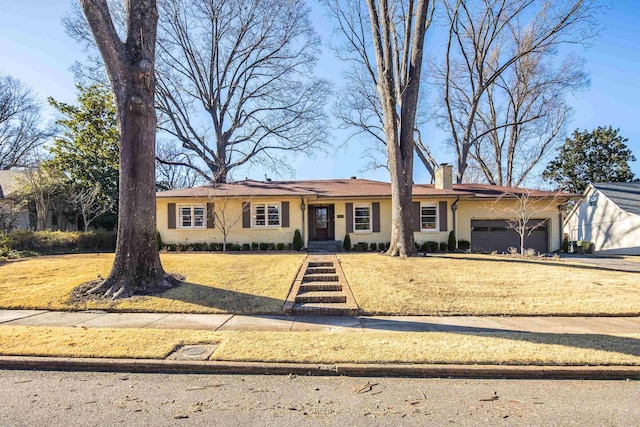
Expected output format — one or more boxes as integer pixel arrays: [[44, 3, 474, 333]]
[[565, 182, 640, 255]]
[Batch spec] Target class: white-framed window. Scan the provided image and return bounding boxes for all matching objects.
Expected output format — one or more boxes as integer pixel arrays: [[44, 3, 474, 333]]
[[354, 203, 371, 232], [420, 203, 438, 231], [252, 202, 281, 227], [178, 204, 206, 229]]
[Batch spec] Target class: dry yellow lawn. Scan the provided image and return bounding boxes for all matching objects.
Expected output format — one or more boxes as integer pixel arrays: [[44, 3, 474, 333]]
[[339, 253, 640, 315], [0, 326, 221, 359], [1, 326, 638, 366], [0, 253, 304, 314]]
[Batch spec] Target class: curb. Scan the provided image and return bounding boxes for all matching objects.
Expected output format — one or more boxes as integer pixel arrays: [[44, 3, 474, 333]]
[[1, 356, 639, 380]]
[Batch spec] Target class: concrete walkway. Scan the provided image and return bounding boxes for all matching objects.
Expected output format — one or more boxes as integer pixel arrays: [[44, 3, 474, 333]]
[[1, 309, 639, 334], [558, 253, 640, 272]]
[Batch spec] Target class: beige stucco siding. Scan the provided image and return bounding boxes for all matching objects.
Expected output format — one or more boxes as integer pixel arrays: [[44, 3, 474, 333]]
[[157, 196, 303, 245], [565, 187, 640, 254], [157, 195, 563, 251], [456, 199, 563, 252]]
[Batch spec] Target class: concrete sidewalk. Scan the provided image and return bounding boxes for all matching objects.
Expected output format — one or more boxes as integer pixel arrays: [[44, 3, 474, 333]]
[[2, 310, 639, 379], [1, 309, 639, 334]]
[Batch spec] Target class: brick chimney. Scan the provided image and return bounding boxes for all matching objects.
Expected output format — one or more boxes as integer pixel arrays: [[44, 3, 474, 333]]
[[435, 164, 453, 190]]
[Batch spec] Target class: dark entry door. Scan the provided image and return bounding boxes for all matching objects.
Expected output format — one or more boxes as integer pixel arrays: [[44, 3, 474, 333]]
[[314, 206, 329, 240]]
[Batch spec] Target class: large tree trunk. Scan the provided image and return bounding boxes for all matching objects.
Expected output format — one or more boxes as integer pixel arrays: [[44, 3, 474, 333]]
[[81, 0, 176, 298], [98, 89, 170, 298]]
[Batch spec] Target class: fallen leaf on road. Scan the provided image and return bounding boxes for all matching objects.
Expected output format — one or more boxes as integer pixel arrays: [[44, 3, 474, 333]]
[[480, 392, 499, 402]]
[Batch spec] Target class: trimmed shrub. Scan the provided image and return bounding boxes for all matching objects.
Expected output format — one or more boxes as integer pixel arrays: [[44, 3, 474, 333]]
[[343, 233, 351, 251], [166, 244, 177, 252], [277, 243, 285, 251], [370, 242, 377, 251], [156, 231, 162, 251], [293, 229, 303, 251], [457, 239, 470, 251], [562, 235, 570, 253], [287, 243, 294, 250], [355, 242, 368, 252], [251, 242, 259, 251], [7, 230, 116, 254], [242, 243, 251, 251], [259, 242, 268, 251], [268, 243, 276, 251], [448, 230, 456, 252], [378, 243, 386, 252], [439, 242, 447, 252]]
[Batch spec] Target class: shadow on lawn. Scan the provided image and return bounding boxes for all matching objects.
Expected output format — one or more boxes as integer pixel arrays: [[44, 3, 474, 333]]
[[158, 281, 286, 314], [355, 317, 640, 358], [439, 254, 640, 274]]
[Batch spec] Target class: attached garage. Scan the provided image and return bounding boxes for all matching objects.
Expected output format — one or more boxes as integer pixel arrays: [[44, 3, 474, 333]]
[[471, 219, 549, 253]]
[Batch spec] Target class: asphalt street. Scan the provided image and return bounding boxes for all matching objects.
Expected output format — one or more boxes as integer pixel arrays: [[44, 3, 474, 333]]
[[0, 370, 638, 426]]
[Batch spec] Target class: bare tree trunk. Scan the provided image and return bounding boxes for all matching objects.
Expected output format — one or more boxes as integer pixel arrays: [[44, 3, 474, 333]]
[[81, 0, 176, 298], [365, 0, 431, 256]]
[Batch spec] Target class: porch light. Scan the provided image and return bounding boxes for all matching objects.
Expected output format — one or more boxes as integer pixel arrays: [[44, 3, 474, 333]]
[[300, 200, 306, 211]]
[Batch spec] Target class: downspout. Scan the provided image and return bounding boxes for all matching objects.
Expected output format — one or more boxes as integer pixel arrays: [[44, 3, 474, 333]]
[[451, 197, 460, 246], [300, 197, 306, 248], [558, 198, 570, 252]]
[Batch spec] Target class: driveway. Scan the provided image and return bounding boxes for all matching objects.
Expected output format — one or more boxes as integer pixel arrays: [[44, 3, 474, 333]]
[[558, 253, 640, 272]]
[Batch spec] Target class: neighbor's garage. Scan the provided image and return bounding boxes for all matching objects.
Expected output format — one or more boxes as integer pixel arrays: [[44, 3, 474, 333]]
[[471, 219, 549, 253]]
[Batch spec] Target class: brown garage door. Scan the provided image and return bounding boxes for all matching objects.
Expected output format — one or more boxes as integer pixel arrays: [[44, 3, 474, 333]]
[[471, 219, 549, 253]]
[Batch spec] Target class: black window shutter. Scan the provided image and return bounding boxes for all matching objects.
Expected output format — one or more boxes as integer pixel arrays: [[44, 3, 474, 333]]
[[207, 203, 215, 228], [168, 203, 176, 229], [438, 201, 448, 231], [345, 203, 353, 233], [281, 201, 290, 227], [372, 202, 380, 232], [242, 202, 251, 228], [412, 202, 421, 231]]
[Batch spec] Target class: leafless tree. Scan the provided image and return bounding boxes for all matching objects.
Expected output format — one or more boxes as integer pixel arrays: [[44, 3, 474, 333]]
[[16, 166, 67, 231], [155, 140, 202, 190], [325, 1, 438, 181], [210, 193, 244, 252], [66, 0, 330, 184], [0, 74, 50, 170], [469, 53, 588, 187], [80, 0, 176, 299], [0, 202, 23, 233], [435, 0, 600, 184], [325, 0, 435, 256], [70, 184, 114, 232], [493, 189, 559, 254]]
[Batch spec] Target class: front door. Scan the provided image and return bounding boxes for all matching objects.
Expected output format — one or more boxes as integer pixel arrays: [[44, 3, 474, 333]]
[[314, 206, 329, 240]]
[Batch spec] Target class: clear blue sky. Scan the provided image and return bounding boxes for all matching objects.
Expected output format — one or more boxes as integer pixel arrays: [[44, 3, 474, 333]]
[[1, 0, 638, 184]]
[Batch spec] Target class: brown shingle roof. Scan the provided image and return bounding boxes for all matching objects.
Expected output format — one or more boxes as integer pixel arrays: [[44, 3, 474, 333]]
[[157, 179, 578, 200]]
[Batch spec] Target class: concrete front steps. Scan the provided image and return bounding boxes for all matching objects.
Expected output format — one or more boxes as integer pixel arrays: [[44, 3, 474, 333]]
[[306, 240, 341, 253], [283, 256, 359, 316]]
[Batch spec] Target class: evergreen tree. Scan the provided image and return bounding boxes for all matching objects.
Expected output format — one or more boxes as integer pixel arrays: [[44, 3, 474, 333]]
[[48, 84, 119, 222], [543, 126, 636, 194]]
